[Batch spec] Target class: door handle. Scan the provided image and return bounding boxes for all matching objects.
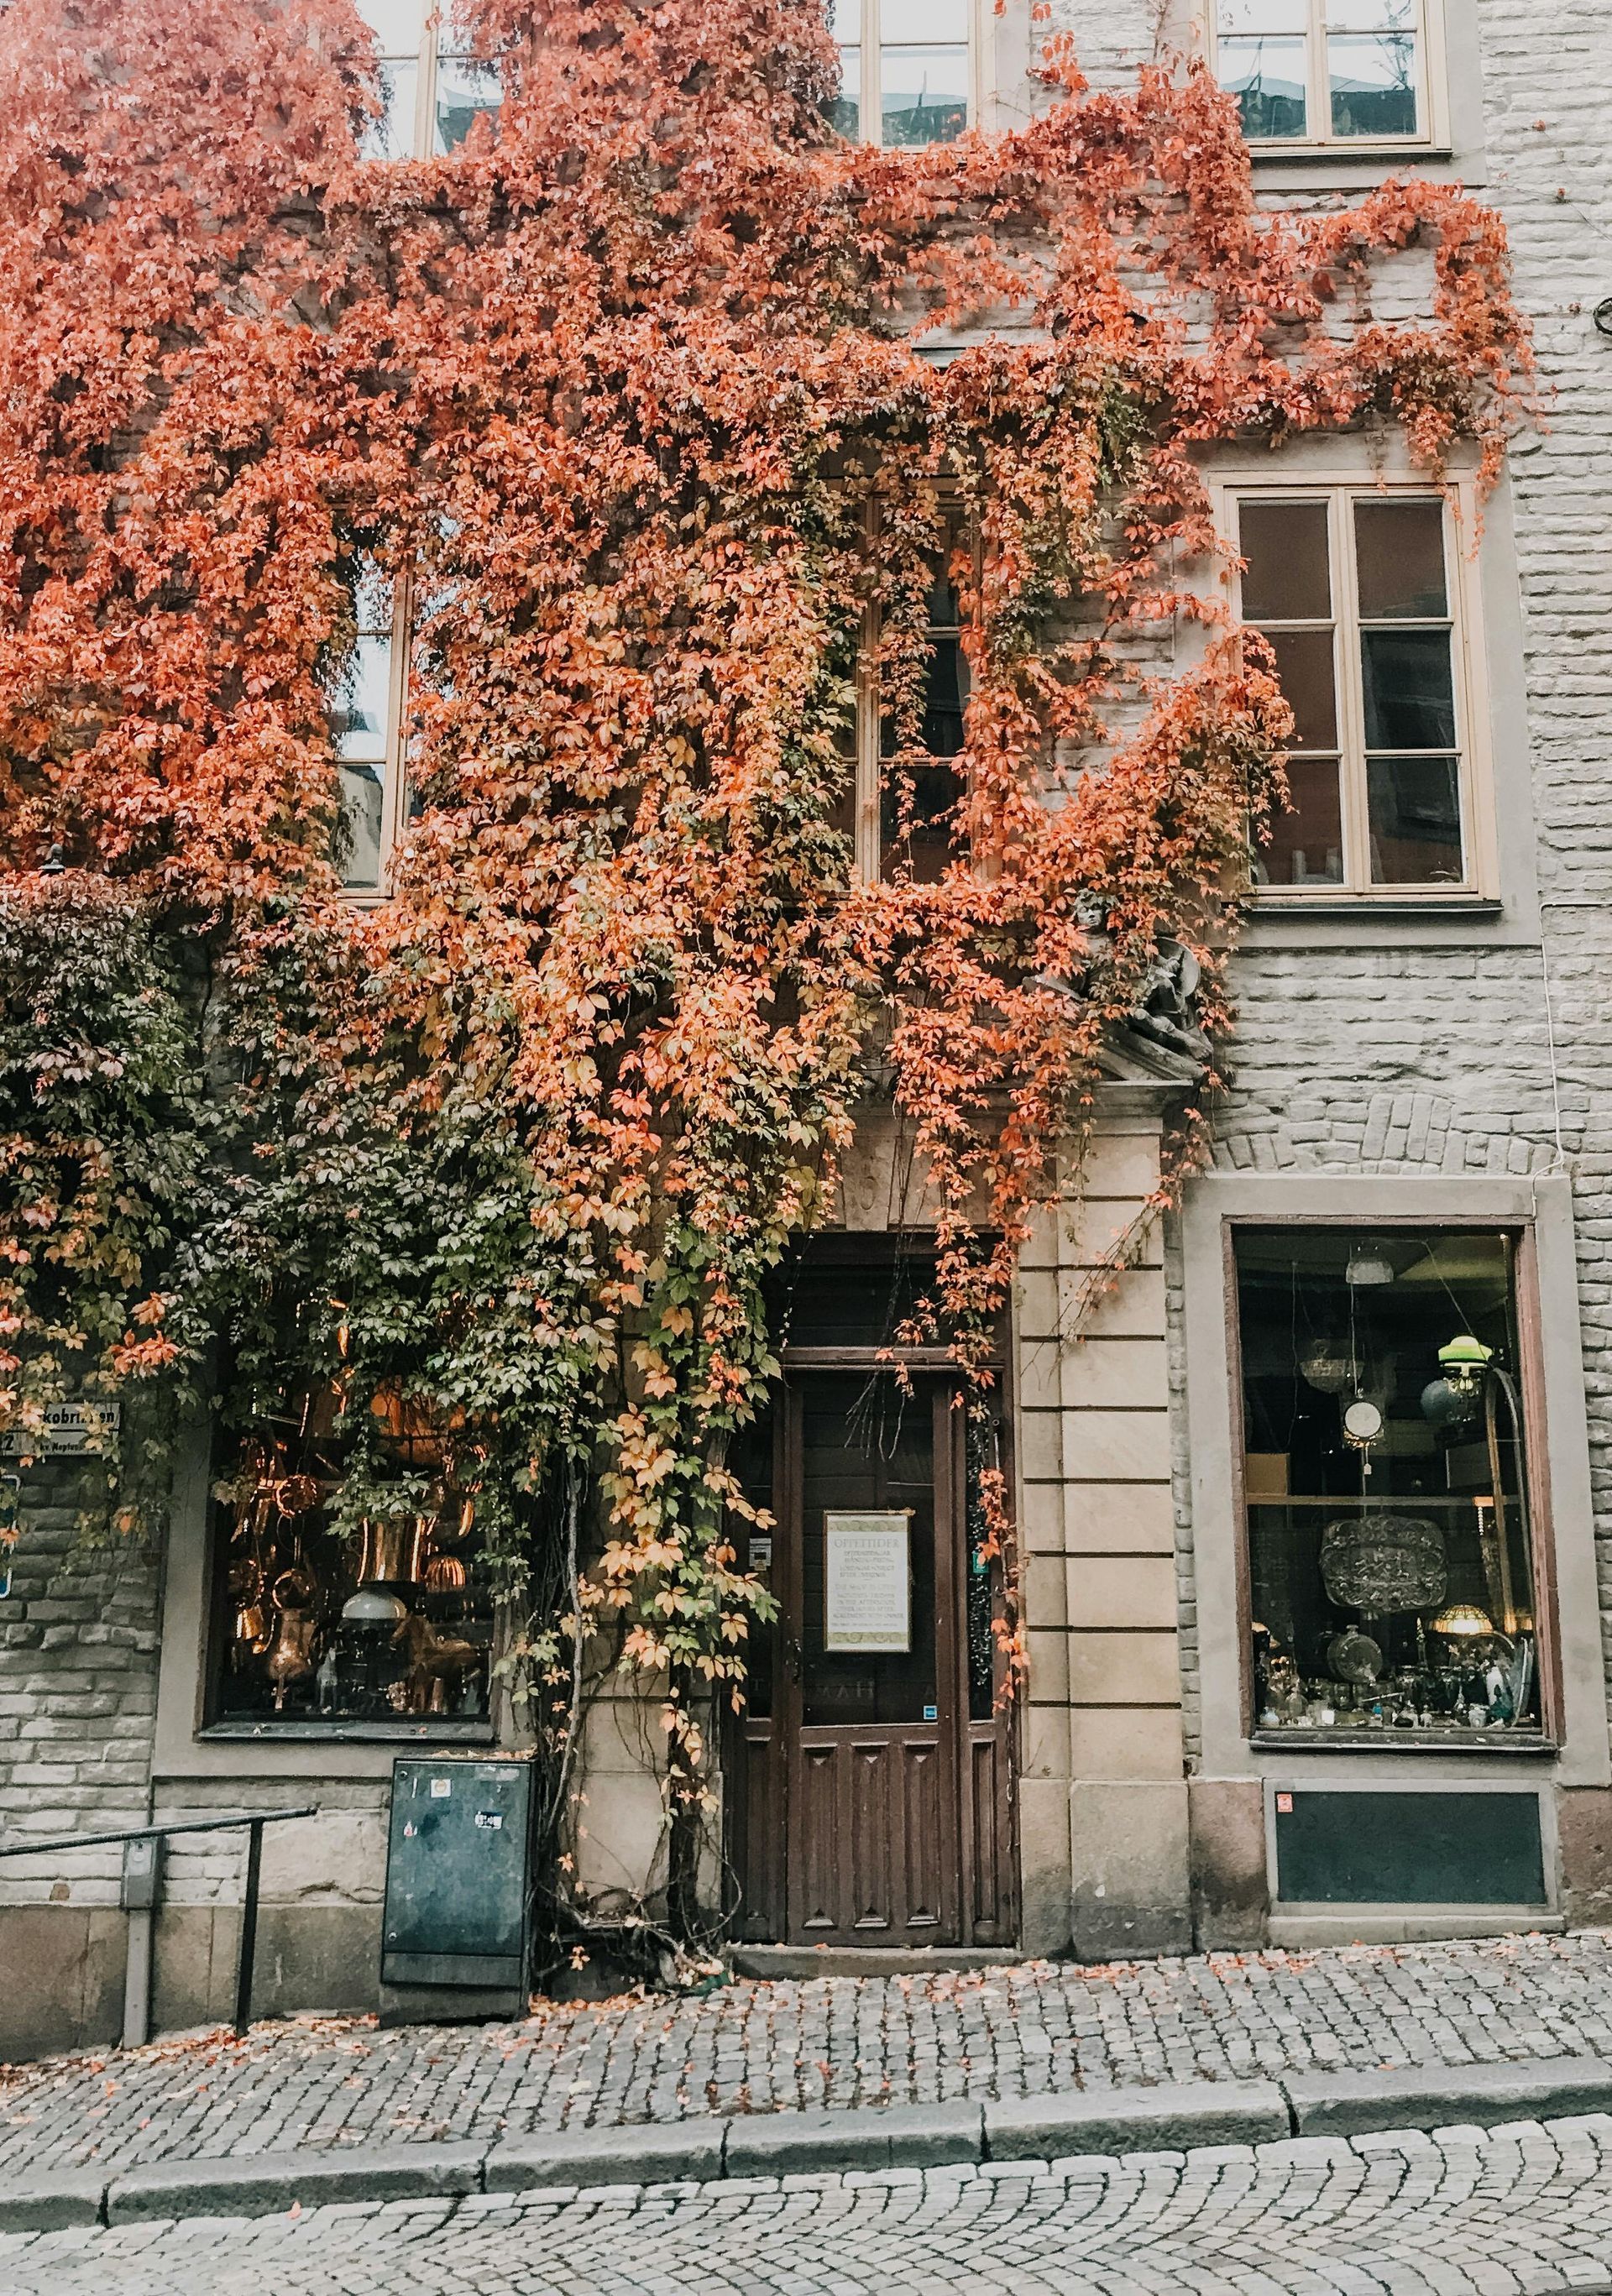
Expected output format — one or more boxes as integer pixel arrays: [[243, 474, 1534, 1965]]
[[784, 1635, 803, 1683]]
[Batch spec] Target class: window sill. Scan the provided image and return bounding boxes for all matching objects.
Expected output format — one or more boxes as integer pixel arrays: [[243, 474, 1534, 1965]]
[[1250, 894, 1499, 919], [1248, 144, 1451, 165], [201, 1719, 495, 1745], [1250, 1729, 1555, 1756]]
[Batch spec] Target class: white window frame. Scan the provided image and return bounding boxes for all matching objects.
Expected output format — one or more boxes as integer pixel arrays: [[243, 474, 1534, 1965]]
[[833, 0, 980, 151], [1214, 469, 1496, 903], [335, 568, 413, 902], [1206, 0, 1448, 155], [363, 4, 500, 162]]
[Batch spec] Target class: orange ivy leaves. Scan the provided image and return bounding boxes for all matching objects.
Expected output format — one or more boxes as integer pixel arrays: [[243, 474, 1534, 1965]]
[[0, 0, 1530, 1721]]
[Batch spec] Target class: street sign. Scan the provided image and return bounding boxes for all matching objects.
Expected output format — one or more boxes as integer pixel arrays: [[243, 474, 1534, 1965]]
[[1, 1400, 120, 1457]]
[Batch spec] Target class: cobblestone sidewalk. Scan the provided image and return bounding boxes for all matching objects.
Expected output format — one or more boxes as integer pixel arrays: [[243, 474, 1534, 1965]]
[[8, 2121, 1612, 2294], [6, 1929, 1612, 2182]]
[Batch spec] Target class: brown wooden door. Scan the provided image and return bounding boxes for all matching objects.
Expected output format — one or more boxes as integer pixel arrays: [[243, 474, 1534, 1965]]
[[729, 1365, 1016, 1949]]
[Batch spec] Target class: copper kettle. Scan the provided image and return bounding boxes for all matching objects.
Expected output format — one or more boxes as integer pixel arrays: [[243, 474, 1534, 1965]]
[[265, 1610, 317, 1709]]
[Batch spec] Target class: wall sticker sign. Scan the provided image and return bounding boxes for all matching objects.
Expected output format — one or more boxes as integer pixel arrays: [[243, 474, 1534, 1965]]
[[823, 1511, 912, 1653], [1, 1401, 121, 1458]]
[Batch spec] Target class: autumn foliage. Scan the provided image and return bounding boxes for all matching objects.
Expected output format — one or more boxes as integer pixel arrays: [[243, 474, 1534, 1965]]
[[0, 0, 1528, 1841]]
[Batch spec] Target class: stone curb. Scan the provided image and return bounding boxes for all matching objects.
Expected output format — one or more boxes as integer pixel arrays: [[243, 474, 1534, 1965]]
[[7, 2054, 1609, 2233]]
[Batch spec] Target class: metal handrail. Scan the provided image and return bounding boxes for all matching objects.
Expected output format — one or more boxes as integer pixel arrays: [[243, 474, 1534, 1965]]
[[0, 1807, 318, 2042]]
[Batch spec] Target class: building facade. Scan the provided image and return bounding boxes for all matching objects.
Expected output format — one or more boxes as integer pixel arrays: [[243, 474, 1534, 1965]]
[[4, 0, 1612, 2058]]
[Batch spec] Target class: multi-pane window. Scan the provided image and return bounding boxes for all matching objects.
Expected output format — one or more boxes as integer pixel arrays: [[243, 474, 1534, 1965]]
[[357, 0, 501, 161], [330, 557, 405, 893], [1214, 0, 1426, 146], [836, 502, 971, 881], [1237, 491, 1469, 893], [830, 0, 970, 148]]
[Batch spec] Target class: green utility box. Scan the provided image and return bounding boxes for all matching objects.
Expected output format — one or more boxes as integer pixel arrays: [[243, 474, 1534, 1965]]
[[380, 1756, 536, 2021]]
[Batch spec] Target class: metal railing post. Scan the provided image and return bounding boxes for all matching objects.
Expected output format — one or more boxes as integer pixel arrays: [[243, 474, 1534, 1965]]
[[233, 1817, 265, 2037]]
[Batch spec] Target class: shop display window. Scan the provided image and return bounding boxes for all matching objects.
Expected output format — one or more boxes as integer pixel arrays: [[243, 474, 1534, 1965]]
[[207, 1384, 495, 1736], [1234, 1227, 1547, 1745]]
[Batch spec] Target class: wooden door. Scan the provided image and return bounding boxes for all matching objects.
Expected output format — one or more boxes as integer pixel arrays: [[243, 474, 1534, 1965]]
[[728, 1365, 1016, 1949]]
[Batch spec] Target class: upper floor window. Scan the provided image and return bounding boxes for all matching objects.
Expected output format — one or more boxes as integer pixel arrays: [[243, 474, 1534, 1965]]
[[358, 0, 501, 160], [836, 498, 971, 881], [330, 557, 409, 894], [1234, 487, 1479, 897], [830, 0, 970, 148], [1213, 0, 1429, 147]]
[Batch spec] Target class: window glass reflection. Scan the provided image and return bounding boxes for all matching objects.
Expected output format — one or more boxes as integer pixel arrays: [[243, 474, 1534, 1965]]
[[434, 54, 501, 152], [1219, 34, 1307, 137], [881, 44, 968, 145], [1329, 30, 1417, 135]]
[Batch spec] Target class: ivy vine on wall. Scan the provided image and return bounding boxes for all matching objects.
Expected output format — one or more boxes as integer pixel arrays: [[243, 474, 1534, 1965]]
[[0, 0, 1529, 1933]]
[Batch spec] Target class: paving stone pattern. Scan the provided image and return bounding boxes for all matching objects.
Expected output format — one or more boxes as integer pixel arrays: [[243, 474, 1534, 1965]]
[[8, 1933, 1612, 2180], [9, 2119, 1612, 2295]]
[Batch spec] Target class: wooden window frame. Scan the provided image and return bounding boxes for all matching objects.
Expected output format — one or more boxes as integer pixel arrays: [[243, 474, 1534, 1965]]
[[1217, 470, 1497, 905], [851, 489, 976, 883], [1206, 0, 1447, 157], [832, 0, 980, 151]]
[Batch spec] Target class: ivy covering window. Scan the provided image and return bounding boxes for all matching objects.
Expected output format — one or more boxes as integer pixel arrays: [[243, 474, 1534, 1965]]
[[1235, 1228, 1545, 1748], [1238, 491, 1468, 892], [357, 0, 501, 160], [830, 0, 969, 148], [330, 556, 402, 892], [833, 499, 972, 881], [210, 1387, 495, 1736], [1215, 0, 1425, 145]]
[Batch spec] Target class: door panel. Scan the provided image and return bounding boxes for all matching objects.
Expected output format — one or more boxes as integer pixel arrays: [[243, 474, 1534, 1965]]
[[730, 1355, 1018, 1950]]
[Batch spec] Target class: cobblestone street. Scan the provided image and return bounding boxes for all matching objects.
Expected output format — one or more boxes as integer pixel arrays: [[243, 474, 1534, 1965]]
[[7, 2119, 1612, 2296], [6, 1931, 1612, 2181]]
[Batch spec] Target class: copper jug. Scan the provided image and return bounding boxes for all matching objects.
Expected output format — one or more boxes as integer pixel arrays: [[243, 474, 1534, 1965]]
[[265, 1610, 317, 1709]]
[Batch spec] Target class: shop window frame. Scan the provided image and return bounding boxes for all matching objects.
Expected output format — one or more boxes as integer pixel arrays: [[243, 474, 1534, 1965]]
[[1204, 0, 1449, 158], [1216, 471, 1497, 906], [1222, 1213, 1565, 1755]]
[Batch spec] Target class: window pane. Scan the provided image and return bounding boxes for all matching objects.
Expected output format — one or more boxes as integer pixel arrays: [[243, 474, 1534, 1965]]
[[1240, 501, 1331, 622], [920, 632, 967, 756], [1355, 500, 1447, 619], [882, 760, 962, 881], [210, 1398, 495, 1728], [1219, 0, 1306, 28], [1361, 627, 1456, 749], [1219, 36, 1308, 138], [335, 632, 394, 761], [1367, 755, 1463, 884], [356, 0, 427, 44], [1268, 627, 1337, 751], [362, 57, 419, 160], [434, 54, 501, 152], [881, 0, 969, 42], [1327, 0, 1416, 29], [1329, 31, 1417, 136], [1255, 755, 1344, 886], [338, 761, 387, 890], [830, 0, 860, 36], [829, 44, 861, 137], [1235, 1226, 1540, 1743], [880, 45, 968, 145]]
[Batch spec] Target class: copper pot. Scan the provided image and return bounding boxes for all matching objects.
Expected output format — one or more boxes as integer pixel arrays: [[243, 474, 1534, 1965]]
[[358, 1516, 426, 1588], [265, 1611, 317, 1709]]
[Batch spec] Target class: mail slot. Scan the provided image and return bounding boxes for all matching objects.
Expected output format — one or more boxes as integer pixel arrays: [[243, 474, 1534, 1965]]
[[381, 1757, 536, 2004]]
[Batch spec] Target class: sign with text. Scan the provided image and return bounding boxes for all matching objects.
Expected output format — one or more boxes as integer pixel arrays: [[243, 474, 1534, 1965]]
[[824, 1511, 912, 1653], [1, 1401, 121, 1458]]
